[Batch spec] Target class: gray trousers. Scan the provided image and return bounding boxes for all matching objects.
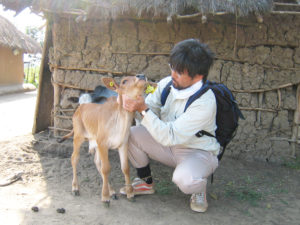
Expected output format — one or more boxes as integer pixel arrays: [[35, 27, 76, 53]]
[[128, 125, 219, 194]]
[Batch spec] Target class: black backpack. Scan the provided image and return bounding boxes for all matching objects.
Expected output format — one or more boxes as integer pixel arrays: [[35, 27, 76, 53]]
[[161, 80, 245, 161]]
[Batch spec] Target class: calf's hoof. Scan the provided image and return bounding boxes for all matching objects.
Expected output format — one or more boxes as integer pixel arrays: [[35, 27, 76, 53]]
[[102, 201, 110, 208], [72, 190, 80, 196], [127, 196, 136, 202], [111, 193, 118, 200], [127, 192, 135, 199]]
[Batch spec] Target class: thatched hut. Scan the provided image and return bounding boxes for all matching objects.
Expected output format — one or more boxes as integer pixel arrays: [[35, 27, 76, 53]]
[[1, 0, 299, 162], [0, 15, 41, 85]]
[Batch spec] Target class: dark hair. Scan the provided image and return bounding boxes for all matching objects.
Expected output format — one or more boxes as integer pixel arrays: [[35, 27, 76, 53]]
[[169, 39, 215, 82]]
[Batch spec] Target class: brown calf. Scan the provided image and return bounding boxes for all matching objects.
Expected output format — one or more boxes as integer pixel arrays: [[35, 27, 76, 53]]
[[59, 75, 147, 207]]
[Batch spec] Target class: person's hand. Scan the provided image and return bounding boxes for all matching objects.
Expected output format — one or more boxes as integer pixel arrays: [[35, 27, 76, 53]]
[[122, 95, 147, 112]]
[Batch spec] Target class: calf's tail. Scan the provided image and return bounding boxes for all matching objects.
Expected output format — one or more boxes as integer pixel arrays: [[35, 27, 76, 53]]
[[57, 130, 74, 143]]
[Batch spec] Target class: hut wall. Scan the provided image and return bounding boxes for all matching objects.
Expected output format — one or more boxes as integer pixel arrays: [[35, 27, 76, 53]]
[[0, 46, 24, 85], [49, 14, 300, 162]]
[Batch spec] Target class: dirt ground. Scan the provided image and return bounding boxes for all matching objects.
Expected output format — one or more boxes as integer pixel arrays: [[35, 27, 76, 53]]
[[0, 131, 299, 225], [0, 91, 299, 225]]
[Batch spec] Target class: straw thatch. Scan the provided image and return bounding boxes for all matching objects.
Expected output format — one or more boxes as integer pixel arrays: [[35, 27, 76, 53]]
[[0, 15, 41, 54], [0, 0, 274, 20]]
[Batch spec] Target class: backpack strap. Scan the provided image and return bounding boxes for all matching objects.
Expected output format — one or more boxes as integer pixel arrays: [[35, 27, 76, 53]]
[[195, 130, 215, 138], [217, 146, 227, 161], [184, 81, 211, 112], [189, 81, 227, 162], [161, 80, 173, 106], [161, 79, 218, 143], [185, 81, 216, 140]]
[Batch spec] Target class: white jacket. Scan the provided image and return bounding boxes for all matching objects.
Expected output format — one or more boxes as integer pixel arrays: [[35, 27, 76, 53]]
[[141, 76, 220, 155]]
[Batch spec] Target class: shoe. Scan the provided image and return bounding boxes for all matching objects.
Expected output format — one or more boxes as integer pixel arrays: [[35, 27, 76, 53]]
[[190, 193, 208, 213], [120, 177, 155, 195]]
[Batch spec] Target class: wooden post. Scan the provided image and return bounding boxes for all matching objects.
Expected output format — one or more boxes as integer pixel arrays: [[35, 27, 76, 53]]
[[52, 21, 61, 137], [32, 21, 54, 133], [52, 68, 61, 136], [291, 84, 300, 157]]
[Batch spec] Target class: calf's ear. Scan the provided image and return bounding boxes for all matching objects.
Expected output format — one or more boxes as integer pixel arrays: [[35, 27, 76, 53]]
[[101, 77, 119, 91]]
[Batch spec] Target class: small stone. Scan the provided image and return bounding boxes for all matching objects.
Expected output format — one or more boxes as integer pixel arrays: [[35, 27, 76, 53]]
[[31, 206, 39, 212], [56, 208, 66, 214]]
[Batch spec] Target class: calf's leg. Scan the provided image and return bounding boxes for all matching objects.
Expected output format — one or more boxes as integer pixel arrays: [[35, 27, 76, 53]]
[[71, 135, 85, 196], [97, 143, 111, 207], [94, 148, 117, 199], [119, 144, 134, 200]]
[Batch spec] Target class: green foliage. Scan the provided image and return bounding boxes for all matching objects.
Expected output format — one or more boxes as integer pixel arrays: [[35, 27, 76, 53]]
[[24, 65, 39, 87], [224, 176, 264, 206], [282, 157, 300, 170], [25, 26, 44, 47], [155, 180, 176, 195], [225, 185, 263, 206], [224, 174, 290, 207]]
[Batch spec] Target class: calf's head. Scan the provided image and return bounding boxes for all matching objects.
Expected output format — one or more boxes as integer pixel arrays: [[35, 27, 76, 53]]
[[101, 75, 147, 105]]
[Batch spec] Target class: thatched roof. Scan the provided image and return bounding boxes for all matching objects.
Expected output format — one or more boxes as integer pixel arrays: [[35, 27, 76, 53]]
[[0, 0, 274, 20], [0, 15, 41, 54]]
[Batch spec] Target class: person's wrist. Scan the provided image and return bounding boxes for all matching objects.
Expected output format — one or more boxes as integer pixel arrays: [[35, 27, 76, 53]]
[[141, 108, 149, 116], [138, 103, 148, 112]]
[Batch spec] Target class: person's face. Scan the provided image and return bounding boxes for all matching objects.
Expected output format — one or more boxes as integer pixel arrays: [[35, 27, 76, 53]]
[[169, 65, 202, 90]]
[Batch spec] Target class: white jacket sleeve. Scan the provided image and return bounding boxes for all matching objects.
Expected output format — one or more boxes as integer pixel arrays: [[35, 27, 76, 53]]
[[141, 91, 217, 147]]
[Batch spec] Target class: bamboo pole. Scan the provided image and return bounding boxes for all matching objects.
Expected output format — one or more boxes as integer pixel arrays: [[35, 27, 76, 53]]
[[52, 22, 62, 137], [239, 107, 277, 113], [56, 115, 73, 120], [112, 51, 170, 56], [270, 137, 300, 144], [232, 82, 298, 93], [59, 108, 76, 112], [50, 64, 135, 76], [271, 11, 300, 15], [175, 11, 227, 20], [274, 3, 300, 7], [52, 69, 61, 137], [257, 92, 264, 126], [291, 84, 300, 157], [52, 80, 94, 91], [48, 127, 72, 132], [277, 89, 282, 109]]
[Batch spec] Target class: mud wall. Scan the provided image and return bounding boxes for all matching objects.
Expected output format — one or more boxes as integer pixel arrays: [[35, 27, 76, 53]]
[[0, 46, 24, 85], [48, 14, 300, 162]]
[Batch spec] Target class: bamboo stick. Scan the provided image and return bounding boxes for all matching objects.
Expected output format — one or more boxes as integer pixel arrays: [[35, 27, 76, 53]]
[[216, 57, 300, 71], [48, 126, 72, 132], [52, 22, 61, 137], [59, 108, 76, 112], [277, 89, 282, 109], [52, 69, 61, 137], [271, 11, 300, 15], [239, 107, 277, 112], [257, 93, 264, 125], [112, 51, 170, 56], [232, 82, 298, 93], [52, 80, 94, 91], [175, 11, 227, 19], [274, 3, 300, 7], [43, 8, 87, 16], [270, 137, 300, 144], [50, 64, 134, 76], [291, 84, 300, 157], [176, 12, 202, 19], [55, 115, 72, 120]]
